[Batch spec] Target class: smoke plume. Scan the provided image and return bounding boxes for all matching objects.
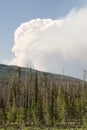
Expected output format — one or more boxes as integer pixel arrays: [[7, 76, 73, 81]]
[[10, 7, 87, 77]]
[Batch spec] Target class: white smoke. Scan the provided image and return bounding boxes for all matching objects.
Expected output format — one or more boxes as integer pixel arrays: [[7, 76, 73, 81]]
[[10, 7, 87, 77]]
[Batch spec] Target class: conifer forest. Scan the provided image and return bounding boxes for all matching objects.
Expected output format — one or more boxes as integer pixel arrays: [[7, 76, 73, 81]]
[[0, 65, 87, 130]]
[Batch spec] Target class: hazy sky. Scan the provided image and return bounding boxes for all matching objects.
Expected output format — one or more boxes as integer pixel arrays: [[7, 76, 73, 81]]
[[0, 0, 87, 78]]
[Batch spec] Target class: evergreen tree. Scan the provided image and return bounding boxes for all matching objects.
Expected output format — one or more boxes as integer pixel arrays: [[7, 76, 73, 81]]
[[26, 68, 33, 125], [35, 92, 44, 126], [57, 86, 68, 125], [16, 107, 25, 125], [32, 71, 39, 125], [0, 109, 7, 125]]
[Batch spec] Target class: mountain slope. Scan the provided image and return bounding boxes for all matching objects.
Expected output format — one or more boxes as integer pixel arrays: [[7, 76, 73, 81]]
[[0, 64, 86, 127], [0, 64, 81, 87]]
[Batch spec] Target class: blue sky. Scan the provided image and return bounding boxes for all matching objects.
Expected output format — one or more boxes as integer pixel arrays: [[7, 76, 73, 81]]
[[0, 0, 87, 78]]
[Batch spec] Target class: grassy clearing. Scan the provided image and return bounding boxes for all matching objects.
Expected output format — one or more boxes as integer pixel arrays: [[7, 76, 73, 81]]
[[0, 127, 84, 130]]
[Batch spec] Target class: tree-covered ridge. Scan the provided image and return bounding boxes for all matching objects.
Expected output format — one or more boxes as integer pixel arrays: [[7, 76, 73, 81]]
[[0, 64, 87, 129]]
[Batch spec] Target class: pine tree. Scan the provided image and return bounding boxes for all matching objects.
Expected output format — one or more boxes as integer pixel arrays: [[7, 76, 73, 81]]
[[0, 109, 7, 125], [35, 92, 44, 126], [16, 107, 25, 125], [32, 71, 39, 125], [57, 86, 68, 125], [50, 82, 58, 126], [26, 68, 33, 125], [15, 67, 22, 107]]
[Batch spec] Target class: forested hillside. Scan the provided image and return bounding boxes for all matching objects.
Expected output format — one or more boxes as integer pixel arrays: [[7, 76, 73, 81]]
[[0, 64, 87, 129]]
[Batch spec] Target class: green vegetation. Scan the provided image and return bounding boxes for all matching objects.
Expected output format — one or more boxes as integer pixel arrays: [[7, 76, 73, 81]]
[[0, 127, 85, 130], [0, 65, 87, 130]]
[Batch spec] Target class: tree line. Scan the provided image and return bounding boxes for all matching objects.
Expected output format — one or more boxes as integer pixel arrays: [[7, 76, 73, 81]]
[[0, 67, 87, 128]]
